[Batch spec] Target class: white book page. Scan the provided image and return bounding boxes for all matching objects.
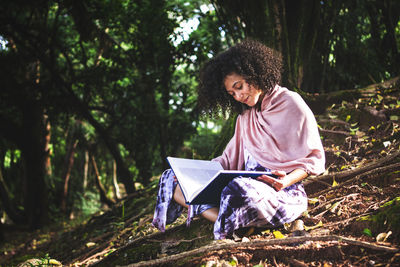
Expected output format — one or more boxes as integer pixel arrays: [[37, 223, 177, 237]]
[[167, 157, 223, 202], [177, 168, 219, 201]]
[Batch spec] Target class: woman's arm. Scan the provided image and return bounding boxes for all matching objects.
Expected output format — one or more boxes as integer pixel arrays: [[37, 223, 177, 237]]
[[257, 168, 308, 191]]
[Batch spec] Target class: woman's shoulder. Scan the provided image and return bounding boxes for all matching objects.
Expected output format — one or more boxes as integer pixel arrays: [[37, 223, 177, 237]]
[[272, 85, 304, 101], [261, 85, 305, 110]]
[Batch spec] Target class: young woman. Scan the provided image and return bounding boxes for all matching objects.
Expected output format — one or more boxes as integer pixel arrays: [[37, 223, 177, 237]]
[[152, 39, 325, 239]]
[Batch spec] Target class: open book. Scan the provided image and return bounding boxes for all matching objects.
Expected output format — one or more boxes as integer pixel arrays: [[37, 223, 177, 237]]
[[167, 156, 276, 205]]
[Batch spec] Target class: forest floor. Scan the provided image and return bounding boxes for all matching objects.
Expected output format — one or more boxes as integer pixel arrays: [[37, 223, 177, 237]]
[[1, 78, 400, 267]]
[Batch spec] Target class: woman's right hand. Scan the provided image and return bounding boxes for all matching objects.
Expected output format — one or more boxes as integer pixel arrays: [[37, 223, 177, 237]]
[[257, 170, 287, 191]]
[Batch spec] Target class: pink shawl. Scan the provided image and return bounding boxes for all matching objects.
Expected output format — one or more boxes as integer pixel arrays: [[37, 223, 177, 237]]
[[213, 85, 325, 175]]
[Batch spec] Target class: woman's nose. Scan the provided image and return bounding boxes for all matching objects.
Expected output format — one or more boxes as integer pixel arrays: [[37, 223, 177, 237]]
[[236, 93, 244, 102]]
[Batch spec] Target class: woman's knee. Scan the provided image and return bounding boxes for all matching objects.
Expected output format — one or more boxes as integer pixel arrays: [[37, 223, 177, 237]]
[[201, 207, 219, 223], [173, 184, 188, 208]]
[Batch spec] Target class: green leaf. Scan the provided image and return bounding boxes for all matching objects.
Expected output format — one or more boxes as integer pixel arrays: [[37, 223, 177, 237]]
[[104, 249, 116, 257], [229, 257, 238, 266], [363, 228, 372, 237]]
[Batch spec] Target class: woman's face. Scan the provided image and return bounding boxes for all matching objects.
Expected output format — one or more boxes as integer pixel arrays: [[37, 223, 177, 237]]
[[224, 73, 263, 107]]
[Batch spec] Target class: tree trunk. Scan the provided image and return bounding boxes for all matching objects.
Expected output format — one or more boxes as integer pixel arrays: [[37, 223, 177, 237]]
[[60, 138, 79, 213], [91, 155, 116, 207], [211, 0, 336, 93], [0, 220, 3, 242], [367, 0, 400, 77], [21, 103, 49, 229], [83, 109, 135, 194], [83, 150, 89, 190], [64, 87, 135, 194], [43, 115, 52, 176], [112, 160, 121, 199]]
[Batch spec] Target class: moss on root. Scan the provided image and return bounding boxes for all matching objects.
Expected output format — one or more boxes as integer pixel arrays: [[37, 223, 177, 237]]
[[93, 218, 214, 266]]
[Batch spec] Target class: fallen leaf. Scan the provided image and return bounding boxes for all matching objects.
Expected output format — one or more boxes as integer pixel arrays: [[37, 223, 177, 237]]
[[272, 230, 286, 239], [308, 198, 319, 205], [304, 221, 323, 231], [86, 242, 96, 248], [329, 201, 341, 213], [376, 231, 392, 242], [49, 259, 62, 266]]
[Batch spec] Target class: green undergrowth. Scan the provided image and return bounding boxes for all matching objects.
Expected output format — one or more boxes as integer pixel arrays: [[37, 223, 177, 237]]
[[360, 196, 400, 241]]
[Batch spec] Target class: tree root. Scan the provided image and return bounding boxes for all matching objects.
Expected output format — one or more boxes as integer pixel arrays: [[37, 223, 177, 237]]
[[306, 150, 399, 183], [117, 235, 399, 267], [308, 161, 400, 198], [305, 150, 400, 196]]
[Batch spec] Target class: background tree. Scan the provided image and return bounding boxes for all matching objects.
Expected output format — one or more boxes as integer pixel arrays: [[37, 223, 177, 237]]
[[210, 0, 400, 92], [0, 0, 216, 228]]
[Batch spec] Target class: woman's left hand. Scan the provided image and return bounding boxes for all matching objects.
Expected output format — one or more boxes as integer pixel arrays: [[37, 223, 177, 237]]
[[257, 170, 287, 191]]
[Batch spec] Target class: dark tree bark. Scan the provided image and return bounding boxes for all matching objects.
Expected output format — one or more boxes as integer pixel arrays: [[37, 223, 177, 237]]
[[0, 220, 3, 242], [21, 102, 50, 229], [366, 0, 400, 77], [0, 88, 49, 229]]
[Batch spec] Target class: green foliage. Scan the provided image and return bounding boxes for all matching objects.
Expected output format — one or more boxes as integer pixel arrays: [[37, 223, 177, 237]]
[[362, 228, 373, 237], [362, 197, 400, 238], [3, 149, 21, 168], [187, 118, 224, 159], [75, 191, 102, 218], [0, 0, 224, 223]]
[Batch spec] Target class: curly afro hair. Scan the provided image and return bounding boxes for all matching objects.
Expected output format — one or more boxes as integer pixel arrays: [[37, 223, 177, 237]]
[[197, 39, 282, 115]]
